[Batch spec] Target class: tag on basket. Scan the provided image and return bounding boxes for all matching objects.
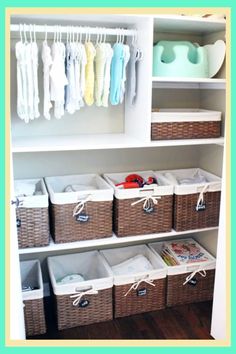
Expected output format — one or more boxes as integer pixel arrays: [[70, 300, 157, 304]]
[[16, 218, 21, 227], [76, 213, 90, 223], [195, 201, 206, 212], [187, 277, 198, 286], [79, 299, 90, 308], [137, 288, 147, 296]]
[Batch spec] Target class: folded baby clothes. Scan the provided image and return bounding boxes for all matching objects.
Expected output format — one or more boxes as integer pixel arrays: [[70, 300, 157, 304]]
[[56, 273, 85, 284], [64, 184, 97, 192], [15, 182, 36, 197], [112, 254, 153, 276]]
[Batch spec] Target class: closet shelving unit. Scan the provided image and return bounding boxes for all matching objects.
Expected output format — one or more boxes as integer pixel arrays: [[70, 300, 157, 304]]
[[9, 13, 227, 340]]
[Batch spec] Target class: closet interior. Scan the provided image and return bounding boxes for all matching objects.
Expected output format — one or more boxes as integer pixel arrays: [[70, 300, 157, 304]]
[[9, 12, 227, 340]]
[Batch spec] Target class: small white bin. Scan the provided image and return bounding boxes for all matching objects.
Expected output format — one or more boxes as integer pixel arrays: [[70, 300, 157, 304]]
[[151, 108, 221, 140], [47, 251, 113, 329], [155, 168, 221, 231], [104, 170, 173, 236], [45, 174, 113, 243], [100, 244, 166, 318], [14, 178, 49, 248], [20, 260, 46, 336], [148, 238, 216, 307]]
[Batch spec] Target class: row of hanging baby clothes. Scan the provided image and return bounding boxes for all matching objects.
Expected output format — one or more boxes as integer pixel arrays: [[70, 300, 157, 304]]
[[16, 27, 143, 121], [15, 29, 40, 123]]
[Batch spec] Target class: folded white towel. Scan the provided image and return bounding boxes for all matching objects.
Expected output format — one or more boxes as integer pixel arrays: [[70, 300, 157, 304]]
[[64, 184, 97, 192], [15, 182, 36, 197], [164, 172, 179, 185], [112, 254, 153, 276], [178, 171, 208, 185], [57, 273, 85, 284]]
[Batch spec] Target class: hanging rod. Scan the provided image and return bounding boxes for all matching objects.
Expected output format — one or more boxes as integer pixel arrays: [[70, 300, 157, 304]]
[[10, 24, 137, 37]]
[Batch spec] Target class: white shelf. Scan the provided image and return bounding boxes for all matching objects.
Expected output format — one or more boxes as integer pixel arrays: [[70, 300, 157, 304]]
[[18, 227, 218, 255], [152, 77, 226, 90], [12, 134, 143, 153], [12, 134, 224, 153], [153, 15, 226, 34]]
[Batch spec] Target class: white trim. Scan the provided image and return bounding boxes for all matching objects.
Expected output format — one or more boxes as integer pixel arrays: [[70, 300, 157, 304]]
[[151, 109, 221, 123]]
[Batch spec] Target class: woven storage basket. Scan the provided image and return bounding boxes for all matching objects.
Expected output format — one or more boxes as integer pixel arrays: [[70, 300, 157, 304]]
[[104, 171, 173, 237], [156, 168, 221, 231], [149, 238, 216, 307], [100, 245, 166, 318], [47, 251, 113, 330], [151, 109, 221, 140], [20, 260, 46, 336], [45, 174, 113, 243], [14, 179, 49, 248]]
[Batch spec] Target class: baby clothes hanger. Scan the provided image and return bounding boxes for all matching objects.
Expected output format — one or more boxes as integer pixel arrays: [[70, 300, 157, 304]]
[[42, 24, 53, 120]]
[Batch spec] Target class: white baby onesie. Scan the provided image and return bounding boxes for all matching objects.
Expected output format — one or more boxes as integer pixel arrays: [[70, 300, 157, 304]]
[[50, 41, 68, 119], [101, 43, 113, 107], [42, 41, 53, 120], [119, 44, 130, 103], [95, 43, 107, 107], [31, 41, 40, 119]]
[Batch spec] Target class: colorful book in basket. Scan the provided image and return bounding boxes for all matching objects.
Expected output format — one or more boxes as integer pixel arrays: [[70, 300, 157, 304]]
[[162, 238, 211, 265]]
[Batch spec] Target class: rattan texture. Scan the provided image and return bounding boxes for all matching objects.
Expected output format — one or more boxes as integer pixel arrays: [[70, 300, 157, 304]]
[[151, 121, 221, 140], [113, 195, 173, 237], [24, 298, 46, 337], [173, 191, 221, 231], [16, 207, 49, 248], [55, 288, 113, 330], [114, 278, 166, 318], [166, 269, 215, 307], [50, 200, 113, 243]]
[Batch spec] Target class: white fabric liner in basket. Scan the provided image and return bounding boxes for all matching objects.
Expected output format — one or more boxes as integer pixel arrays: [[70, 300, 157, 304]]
[[20, 260, 44, 301], [14, 178, 48, 208], [155, 168, 221, 195], [148, 238, 216, 277], [100, 245, 166, 286], [103, 170, 173, 200], [151, 109, 221, 123], [45, 174, 113, 205], [47, 251, 113, 296]]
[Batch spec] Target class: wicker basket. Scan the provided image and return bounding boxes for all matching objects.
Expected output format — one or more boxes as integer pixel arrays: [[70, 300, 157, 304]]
[[14, 179, 49, 248], [156, 168, 221, 231], [47, 251, 113, 330], [151, 109, 221, 140], [45, 174, 113, 243], [100, 245, 166, 318], [20, 260, 46, 336], [104, 171, 173, 237], [148, 238, 216, 307]]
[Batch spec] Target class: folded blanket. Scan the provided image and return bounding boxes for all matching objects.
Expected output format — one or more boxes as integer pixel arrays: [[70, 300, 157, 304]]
[[112, 254, 153, 276], [15, 182, 36, 197]]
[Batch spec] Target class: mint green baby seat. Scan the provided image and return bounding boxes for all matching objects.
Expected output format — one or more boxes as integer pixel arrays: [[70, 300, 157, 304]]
[[153, 41, 208, 78]]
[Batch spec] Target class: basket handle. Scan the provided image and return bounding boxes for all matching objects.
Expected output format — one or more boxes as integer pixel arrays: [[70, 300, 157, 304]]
[[124, 277, 155, 297], [131, 195, 161, 214], [70, 286, 98, 307]]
